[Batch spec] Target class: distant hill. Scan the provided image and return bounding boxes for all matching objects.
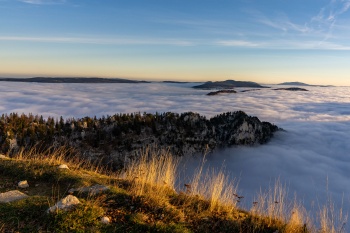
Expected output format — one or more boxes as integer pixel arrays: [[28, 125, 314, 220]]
[[0, 77, 150, 83], [193, 80, 268, 89], [278, 82, 311, 86], [278, 81, 333, 87]]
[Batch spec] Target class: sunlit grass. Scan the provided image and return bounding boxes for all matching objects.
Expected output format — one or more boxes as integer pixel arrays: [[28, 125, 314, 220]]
[[122, 148, 179, 203], [187, 156, 239, 213], [318, 194, 348, 233]]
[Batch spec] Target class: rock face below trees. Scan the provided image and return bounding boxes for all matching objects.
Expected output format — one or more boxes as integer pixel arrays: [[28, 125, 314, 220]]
[[0, 111, 279, 169]]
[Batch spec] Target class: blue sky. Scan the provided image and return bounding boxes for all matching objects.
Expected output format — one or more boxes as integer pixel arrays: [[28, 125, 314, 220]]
[[1, 0, 350, 85]]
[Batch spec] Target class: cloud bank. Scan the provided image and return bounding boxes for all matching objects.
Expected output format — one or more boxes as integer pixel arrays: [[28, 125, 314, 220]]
[[1, 81, 349, 225]]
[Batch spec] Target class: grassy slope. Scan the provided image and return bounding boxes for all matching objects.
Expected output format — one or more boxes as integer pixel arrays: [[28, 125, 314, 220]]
[[0, 149, 345, 233]]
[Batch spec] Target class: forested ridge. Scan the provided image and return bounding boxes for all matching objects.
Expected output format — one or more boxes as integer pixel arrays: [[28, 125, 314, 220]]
[[0, 111, 278, 168]]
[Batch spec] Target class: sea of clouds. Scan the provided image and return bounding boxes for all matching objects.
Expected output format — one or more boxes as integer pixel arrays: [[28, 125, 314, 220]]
[[1, 81, 350, 224]]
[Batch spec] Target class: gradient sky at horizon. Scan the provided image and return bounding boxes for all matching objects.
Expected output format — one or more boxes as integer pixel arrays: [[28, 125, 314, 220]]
[[1, 0, 350, 85]]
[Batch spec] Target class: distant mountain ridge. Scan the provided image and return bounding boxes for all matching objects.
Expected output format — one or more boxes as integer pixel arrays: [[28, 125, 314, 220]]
[[278, 81, 332, 87], [278, 82, 311, 86], [193, 80, 268, 89], [0, 77, 149, 83]]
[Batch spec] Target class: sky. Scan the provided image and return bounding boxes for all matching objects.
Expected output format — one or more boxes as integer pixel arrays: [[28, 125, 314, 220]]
[[1, 0, 350, 85], [1, 82, 350, 228]]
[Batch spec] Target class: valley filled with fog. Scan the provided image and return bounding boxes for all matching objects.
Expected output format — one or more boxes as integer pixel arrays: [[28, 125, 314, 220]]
[[1, 81, 350, 219]]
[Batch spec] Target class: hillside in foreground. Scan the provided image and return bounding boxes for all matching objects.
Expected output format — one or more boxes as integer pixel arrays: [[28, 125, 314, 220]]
[[0, 148, 346, 233]]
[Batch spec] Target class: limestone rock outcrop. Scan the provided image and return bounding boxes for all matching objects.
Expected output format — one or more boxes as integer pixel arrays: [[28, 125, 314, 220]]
[[101, 216, 111, 224], [47, 195, 81, 213], [0, 190, 29, 203], [58, 164, 69, 170], [18, 180, 29, 188]]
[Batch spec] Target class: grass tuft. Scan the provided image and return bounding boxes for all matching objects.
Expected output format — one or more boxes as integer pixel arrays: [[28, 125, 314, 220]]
[[122, 148, 179, 200], [318, 194, 348, 233]]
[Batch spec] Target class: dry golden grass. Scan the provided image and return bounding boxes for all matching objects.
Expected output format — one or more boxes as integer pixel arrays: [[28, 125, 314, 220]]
[[250, 179, 313, 233], [13, 146, 109, 175], [249, 179, 350, 233], [318, 195, 348, 233], [121, 149, 239, 214], [251, 179, 289, 222], [122, 148, 179, 200], [284, 203, 310, 233], [189, 157, 239, 213]]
